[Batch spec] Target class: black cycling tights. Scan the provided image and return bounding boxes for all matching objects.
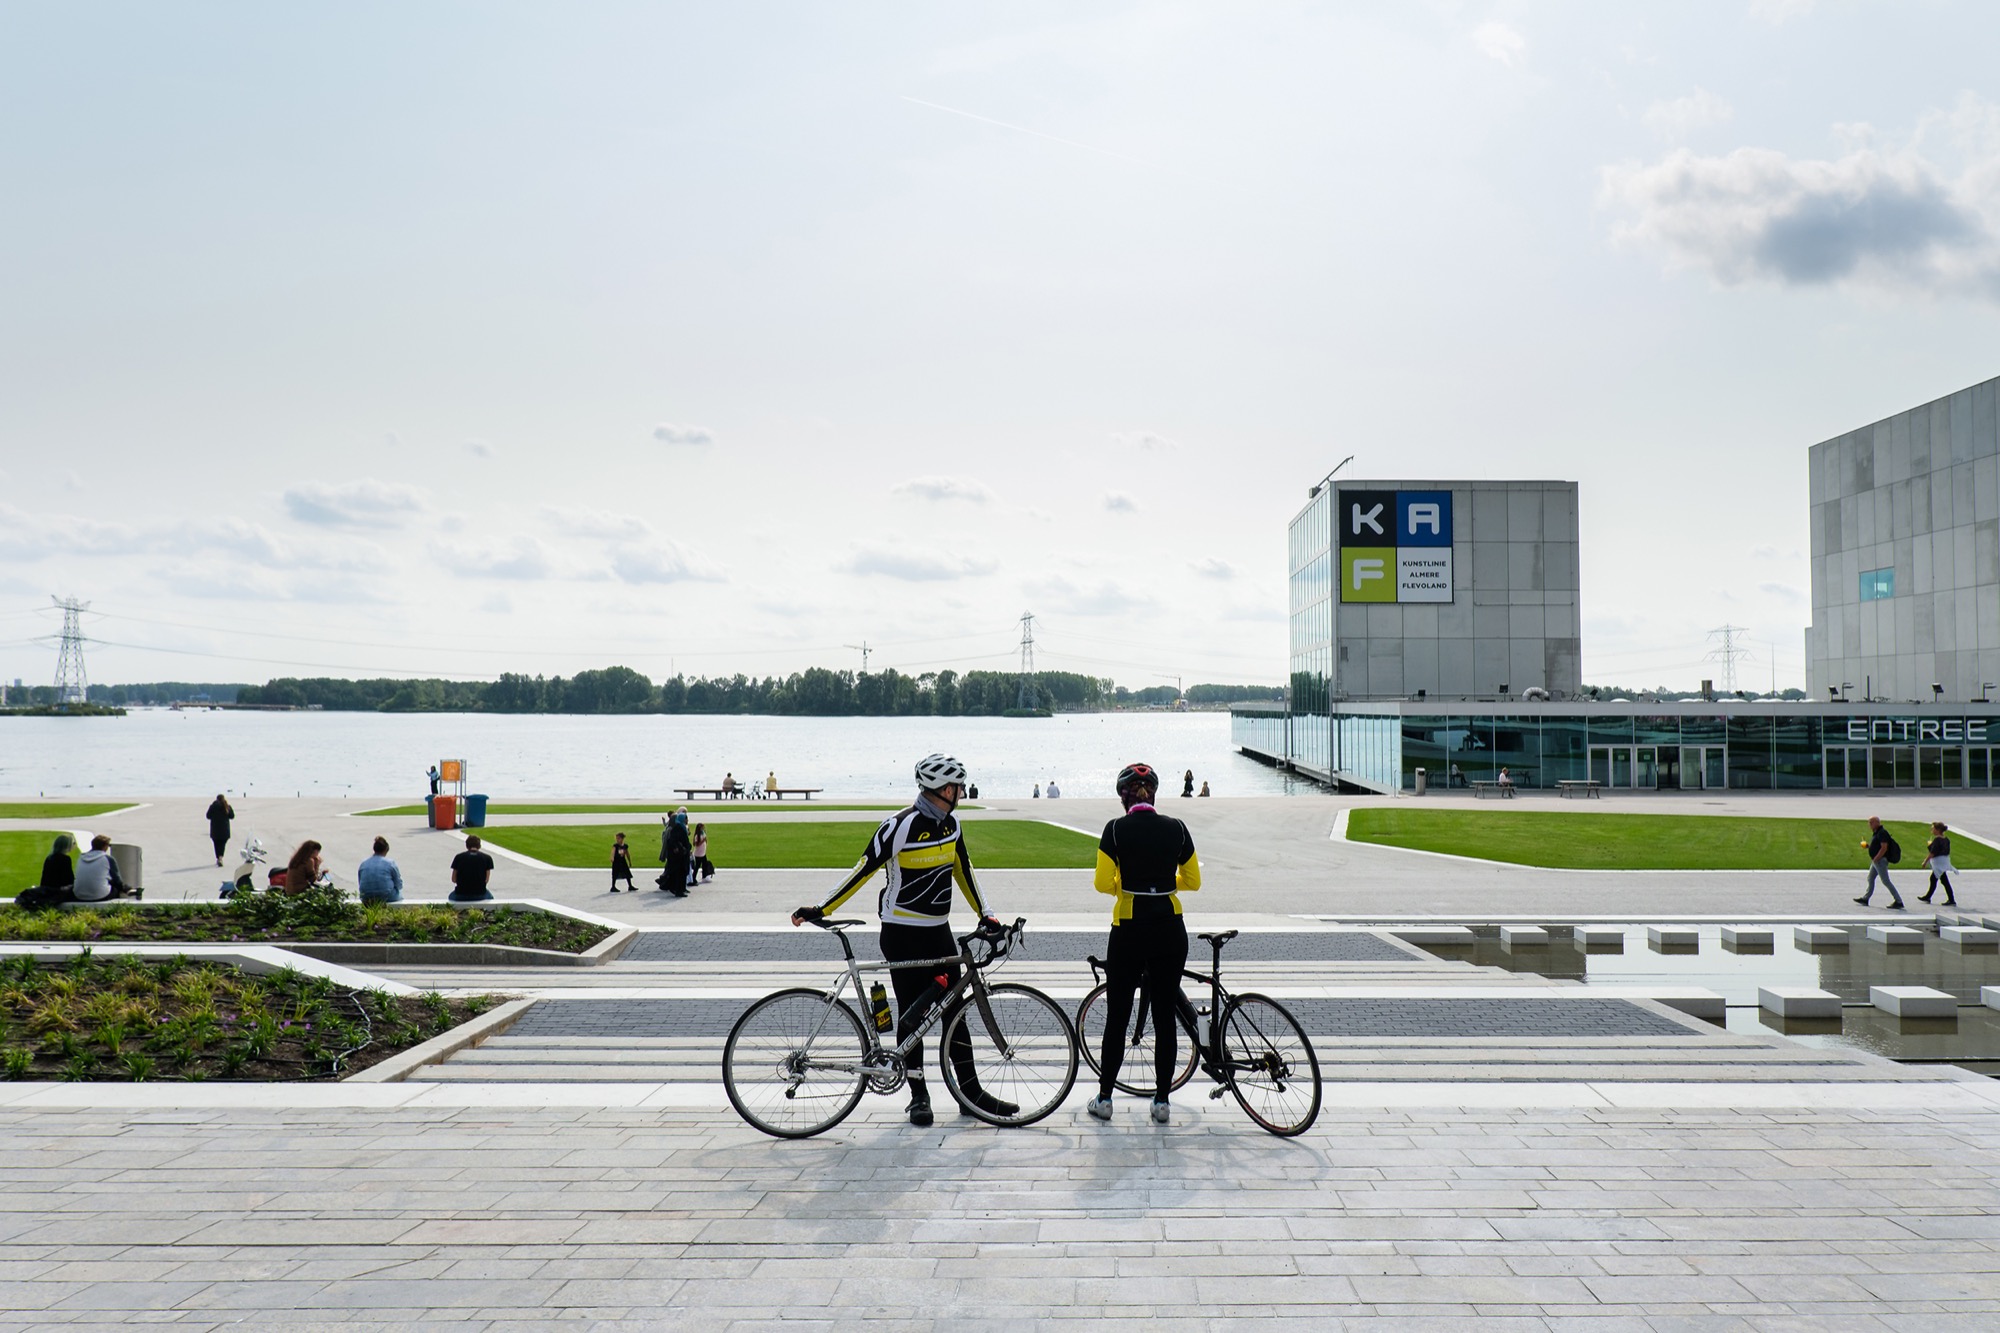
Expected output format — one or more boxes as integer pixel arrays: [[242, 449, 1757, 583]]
[[880, 922, 978, 1095], [1097, 912, 1190, 1100]]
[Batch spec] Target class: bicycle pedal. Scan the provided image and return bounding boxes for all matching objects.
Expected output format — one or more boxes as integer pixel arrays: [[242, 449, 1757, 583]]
[[1208, 1087, 1227, 1100]]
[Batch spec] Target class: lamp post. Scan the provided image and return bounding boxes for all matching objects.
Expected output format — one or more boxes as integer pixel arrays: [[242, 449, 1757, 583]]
[[1307, 455, 1356, 499]]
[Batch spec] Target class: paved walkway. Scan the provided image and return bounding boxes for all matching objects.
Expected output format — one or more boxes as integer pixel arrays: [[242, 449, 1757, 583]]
[[6, 1094, 2000, 1328]]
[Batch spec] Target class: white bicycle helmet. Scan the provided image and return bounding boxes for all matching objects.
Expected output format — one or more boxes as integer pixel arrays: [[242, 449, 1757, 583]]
[[914, 753, 969, 791]]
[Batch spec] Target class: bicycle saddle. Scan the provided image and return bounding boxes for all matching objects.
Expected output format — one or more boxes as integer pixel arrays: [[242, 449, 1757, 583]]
[[1197, 929, 1240, 945], [817, 918, 868, 930]]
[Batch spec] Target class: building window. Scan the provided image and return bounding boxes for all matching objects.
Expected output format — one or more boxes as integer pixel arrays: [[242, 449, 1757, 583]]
[[1859, 568, 1894, 601]]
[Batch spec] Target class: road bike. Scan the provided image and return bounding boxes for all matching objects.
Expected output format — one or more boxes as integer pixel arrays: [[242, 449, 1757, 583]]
[[1075, 928, 1322, 1136], [722, 916, 1079, 1139]]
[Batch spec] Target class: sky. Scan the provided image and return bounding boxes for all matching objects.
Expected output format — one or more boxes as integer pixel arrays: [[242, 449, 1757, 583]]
[[4, 1, 2000, 693]]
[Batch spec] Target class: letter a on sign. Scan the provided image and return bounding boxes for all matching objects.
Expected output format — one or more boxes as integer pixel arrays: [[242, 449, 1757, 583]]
[[1406, 503, 1441, 537]]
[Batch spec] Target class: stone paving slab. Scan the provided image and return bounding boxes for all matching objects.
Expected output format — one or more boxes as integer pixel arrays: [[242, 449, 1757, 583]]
[[5, 1101, 2000, 1325]]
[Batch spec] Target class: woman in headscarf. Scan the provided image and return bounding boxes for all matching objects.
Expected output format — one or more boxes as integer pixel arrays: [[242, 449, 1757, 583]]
[[16, 835, 77, 909]]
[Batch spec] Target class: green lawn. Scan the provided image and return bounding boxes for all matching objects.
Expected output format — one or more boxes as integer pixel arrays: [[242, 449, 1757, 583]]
[[355, 802, 919, 816], [479, 820, 1094, 870], [1345, 809, 2000, 871], [1, 833, 70, 891], [0, 802, 133, 819]]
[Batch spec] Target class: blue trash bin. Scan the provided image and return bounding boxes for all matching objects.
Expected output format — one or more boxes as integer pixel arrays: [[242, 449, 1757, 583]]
[[464, 794, 489, 827]]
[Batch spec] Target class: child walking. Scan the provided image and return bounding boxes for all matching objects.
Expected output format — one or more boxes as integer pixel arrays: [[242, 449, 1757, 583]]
[[610, 832, 635, 893], [692, 823, 714, 883]]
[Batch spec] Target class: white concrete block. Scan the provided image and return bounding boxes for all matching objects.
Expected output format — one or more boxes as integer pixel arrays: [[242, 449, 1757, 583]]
[[1981, 916, 2000, 934], [1866, 925, 1927, 948], [1721, 925, 1775, 948], [1871, 986, 1957, 1018], [1571, 925, 1624, 947], [1758, 987, 1843, 1020], [1388, 925, 1477, 946], [1648, 989, 1726, 1023], [1498, 925, 1548, 948], [1942, 926, 2000, 950], [1646, 924, 1698, 948], [1794, 925, 1850, 949], [1983, 986, 2000, 1011]]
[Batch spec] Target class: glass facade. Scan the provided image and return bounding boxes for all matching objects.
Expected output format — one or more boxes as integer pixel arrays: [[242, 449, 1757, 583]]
[[1287, 490, 1333, 777], [1232, 703, 2000, 793]]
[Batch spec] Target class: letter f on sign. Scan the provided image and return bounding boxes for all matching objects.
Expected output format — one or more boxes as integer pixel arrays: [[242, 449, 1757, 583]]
[[1351, 558, 1385, 591], [1351, 503, 1384, 536]]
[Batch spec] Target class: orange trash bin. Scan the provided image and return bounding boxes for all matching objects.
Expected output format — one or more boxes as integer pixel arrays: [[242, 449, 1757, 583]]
[[431, 795, 458, 829]]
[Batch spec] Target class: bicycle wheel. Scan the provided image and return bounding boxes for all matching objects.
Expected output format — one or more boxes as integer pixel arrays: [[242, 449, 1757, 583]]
[[1075, 983, 1198, 1096], [722, 988, 870, 1139], [1218, 993, 1321, 1137], [939, 983, 1078, 1127]]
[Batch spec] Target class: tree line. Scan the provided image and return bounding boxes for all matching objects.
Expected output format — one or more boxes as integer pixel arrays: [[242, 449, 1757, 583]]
[[229, 667, 1277, 715]]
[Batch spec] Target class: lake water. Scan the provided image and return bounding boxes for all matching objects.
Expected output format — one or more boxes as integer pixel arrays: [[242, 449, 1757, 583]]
[[0, 709, 1314, 801]]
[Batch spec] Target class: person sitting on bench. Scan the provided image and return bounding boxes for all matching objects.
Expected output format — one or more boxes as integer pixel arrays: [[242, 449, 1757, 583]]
[[73, 835, 140, 902]]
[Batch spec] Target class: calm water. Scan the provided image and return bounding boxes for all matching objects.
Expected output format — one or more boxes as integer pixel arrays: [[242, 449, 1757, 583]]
[[0, 709, 1313, 800]]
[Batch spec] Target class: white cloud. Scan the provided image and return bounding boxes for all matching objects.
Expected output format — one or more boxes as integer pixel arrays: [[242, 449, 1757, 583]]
[[1110, 431, 1176, 453], [1027, 575, 1159, 617], [1758, 581, 1806, 604], [1642, 88, 1734, 142], [1471, 21, 1526, 67], [1189, 557, 1239, 580], [893, 476, 995, 503], [612, 543, 725, 585], [429, 535, 558, 581], [1749, 0, 1815, 23], [477, 591, 515, 614], [541, 504, 653, 543], [843, 546, 998, 581], [0, 503, 389, 573], [1601, 98, 2000, 300], [465, 438, 493, 458], [653, 422, 715, 446], [1103, 491, 1140, 513], [284, 479, 430, 529]]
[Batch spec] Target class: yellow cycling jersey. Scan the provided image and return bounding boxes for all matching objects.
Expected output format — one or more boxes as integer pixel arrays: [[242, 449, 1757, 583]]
[[815, 802, 990, 926]]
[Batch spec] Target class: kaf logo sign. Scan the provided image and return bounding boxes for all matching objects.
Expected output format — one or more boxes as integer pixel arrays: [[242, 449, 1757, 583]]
[[1338, 488, 1453, 603]]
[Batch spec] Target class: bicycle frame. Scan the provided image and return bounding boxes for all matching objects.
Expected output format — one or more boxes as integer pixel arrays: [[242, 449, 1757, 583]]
[[1085, 937, 1259, 1087], [801, 919, 1022, 1081]]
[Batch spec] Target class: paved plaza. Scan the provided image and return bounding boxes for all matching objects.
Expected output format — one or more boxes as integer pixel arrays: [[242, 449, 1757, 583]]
[[5, 794, 2000, 1325]]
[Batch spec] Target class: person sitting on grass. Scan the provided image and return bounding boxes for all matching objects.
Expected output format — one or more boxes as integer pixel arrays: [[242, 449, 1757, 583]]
[[358, 836, 403, 904], [74, 834, 140, 902], [450, 834, 496, 903], [14, 834, 77, 909]]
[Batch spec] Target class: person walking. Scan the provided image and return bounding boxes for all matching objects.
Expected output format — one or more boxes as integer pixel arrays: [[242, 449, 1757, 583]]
[[204, 794, 234, 866], [692, 823, 714, 882], [449, 835, 496, 902], [1181, 770, 1195, 799], [1854, 816, 1905, 909], [658, 809, 691, 896], [791, 753, 1013, 1127], [1085, 762, 1202, 1126], [1919, 822, 1958, 906], [357, 836, 404, 904], [610, 832, 635, 893]]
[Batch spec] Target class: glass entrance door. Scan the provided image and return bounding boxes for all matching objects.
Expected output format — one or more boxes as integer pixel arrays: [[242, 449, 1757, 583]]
[[1635, 746, 1658, 789], [1656, 746, 1682, 790], [1683, 746, 1726, 789], [1825, 746, 1866, 788]]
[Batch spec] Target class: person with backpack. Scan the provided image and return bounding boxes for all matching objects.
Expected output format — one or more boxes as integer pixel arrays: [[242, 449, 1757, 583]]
[[1854, 815, 1905, 910]]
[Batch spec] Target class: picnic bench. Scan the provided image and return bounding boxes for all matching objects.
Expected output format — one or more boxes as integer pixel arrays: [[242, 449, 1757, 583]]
[[675, 787, 825, 801], [1470, 780, 1516, 799], [1556, 779, 1602, 799]]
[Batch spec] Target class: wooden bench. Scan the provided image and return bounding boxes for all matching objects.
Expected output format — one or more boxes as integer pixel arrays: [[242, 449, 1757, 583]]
[[1470, 781, 1515, 799], [1556, 780, 1602, 799], [675, 787, 826, 801]]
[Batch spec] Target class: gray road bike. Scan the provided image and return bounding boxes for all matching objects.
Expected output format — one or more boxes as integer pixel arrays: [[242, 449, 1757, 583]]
[[722, 916, 1079, 1139], [1076, 928, 1322, 1136]]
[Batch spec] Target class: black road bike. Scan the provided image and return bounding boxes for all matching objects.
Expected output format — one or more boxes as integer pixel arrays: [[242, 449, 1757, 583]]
[[1076, 928, 1322, 1136], [723, 916, 1079, 1138]]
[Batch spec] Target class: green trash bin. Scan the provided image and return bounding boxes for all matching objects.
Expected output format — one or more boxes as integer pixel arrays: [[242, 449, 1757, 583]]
[[464, 794, 489, 827]]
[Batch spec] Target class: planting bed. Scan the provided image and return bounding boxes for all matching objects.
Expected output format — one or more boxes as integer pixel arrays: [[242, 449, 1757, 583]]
[[0, 888, 613, 954], [0, 950, 497, 1081]]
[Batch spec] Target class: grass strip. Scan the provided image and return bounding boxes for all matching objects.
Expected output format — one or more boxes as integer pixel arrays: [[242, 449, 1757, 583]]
[[355, 802, 918, 816], [0, 803, 134, 819], [1, 832, 70, 893], [1345, 808, 2000, 871], [0, 950, 499, 1081], [480, 819, 1095, 870]]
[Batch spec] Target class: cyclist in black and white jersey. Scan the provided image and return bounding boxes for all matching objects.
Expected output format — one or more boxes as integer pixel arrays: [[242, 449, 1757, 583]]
[[793, 753, 1014, 1126]]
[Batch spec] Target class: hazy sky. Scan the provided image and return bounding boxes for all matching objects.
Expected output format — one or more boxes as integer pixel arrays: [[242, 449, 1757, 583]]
[[5, 1, 2000, 692]]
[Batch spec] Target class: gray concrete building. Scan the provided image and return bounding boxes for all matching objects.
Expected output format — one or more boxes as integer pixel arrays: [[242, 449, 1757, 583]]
[[1295, 479, 1582, 707], [1807, 375, 2000, 705]]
